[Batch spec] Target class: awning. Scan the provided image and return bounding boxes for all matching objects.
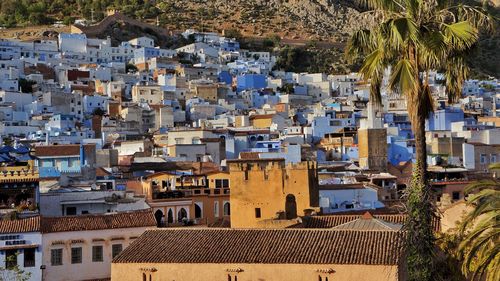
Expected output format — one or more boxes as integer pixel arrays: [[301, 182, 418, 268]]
[[0, 244, 39, 250]]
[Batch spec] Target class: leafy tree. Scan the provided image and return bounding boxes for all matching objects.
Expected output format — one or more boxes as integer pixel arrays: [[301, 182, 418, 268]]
[[125, 63, 138, 73], [458, 163, 500, 281], [63, 16, 76, 26], [0, 253, 31, 281], [224, 29, 243, 42], [18, 79, 36, 93], [346, 1, 492, 280], [274, 46, 312, 73], [92, 107, 106, 116]]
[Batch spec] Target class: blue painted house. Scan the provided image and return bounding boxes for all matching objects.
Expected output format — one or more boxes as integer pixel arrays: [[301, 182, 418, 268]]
[[35, 144, 96, 178], [218, 71, 233, 85], [220, 40, 240, 52], [236, 74, 267, 92], [427, 107, 464, 131], [387, 136, 415, 165], [384, 113, 413, 139]]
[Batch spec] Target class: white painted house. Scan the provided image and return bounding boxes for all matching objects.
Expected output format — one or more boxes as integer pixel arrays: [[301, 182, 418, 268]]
[[0, 216, 43, 281], [40, 210, 156, 281]]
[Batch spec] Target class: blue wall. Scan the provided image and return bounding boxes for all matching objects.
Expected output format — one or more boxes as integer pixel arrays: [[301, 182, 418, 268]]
[[427, 108, 464, 131], [218, 71, 232, 85], [388, 136, 414, 165], [236, 74, 267, 92]]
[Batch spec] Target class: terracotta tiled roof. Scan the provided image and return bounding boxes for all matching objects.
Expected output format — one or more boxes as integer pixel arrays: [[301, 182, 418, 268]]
[[297, 214, 441, 232], [239, 152, 261, 159], [0, 216, 40, 234], [96, 167, 112, 177], [332, 213, 403, 231], [113, 228, 404, 265], [34, 144, 96, 157], [41, 210, 156, 233], [207, 219, 231, 228], [249, 114, 274, 120]]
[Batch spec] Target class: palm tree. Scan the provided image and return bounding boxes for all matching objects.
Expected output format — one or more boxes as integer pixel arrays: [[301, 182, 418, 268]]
[[346, 1, 492, 280], [458, 163, 499, 281]]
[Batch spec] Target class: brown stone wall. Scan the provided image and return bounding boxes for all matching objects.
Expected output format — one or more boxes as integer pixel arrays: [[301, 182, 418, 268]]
[[229, 161, 318, 228], [358, 128, 387, 172]]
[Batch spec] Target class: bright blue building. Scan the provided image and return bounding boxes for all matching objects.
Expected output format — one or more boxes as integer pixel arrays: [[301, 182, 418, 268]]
[[427, 107, 464, 131], [236, 74, 267, 92], [387, 136, 415, 165], [218, 71, 232, 85]]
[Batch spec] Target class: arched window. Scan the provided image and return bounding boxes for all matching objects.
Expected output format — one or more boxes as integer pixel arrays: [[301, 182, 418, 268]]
[[142, 273, 146, 281], [154, 209, 163, 227], [167, 209, 174, 224], [178, 208, 187, 222], [227, 274, 231, 281], [223, 202, 230, 216], [285, 194, 297, 219], [195, 204, 202, 219]]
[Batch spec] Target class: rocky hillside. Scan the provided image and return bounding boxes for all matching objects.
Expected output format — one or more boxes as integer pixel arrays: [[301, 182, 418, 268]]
[[160, 0, 369, 41]]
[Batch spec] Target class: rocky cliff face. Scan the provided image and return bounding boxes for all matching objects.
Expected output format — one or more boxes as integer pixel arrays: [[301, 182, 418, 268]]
[[163, 0, 370, 40]]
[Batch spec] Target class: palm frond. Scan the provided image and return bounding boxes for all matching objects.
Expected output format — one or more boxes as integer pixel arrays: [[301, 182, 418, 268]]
[[385, 17, 419, 48], [443, 21, 479, 50], [357, 0, 402, 12], [444, 55, 468, 103], [388, 58, 418, 96], [345, 29, 376, 61], [454, 4, 494, 32]]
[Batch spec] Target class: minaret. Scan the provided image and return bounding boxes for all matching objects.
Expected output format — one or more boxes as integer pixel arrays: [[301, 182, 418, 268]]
[[358, 101, 388, 172]]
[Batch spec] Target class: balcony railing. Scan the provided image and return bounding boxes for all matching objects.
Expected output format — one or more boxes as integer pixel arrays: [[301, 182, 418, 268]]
[[153, 188, 230, 199]]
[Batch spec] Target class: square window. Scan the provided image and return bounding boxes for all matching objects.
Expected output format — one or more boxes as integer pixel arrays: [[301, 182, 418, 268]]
[[66, 207, 77, 216], [71, 247, 82, 264], [92, 246, 103, 262], [452, 192, 460, 200], [255, 208, 261, 218], [24, 248, 35, 267], [5, 249, 17, 269], [51, 249, 63, 266], [480, 154, 487, 164], [112, 244, 122, 258]]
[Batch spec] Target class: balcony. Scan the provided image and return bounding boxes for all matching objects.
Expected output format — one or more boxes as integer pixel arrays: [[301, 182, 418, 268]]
[[0, 168, 39, 183]]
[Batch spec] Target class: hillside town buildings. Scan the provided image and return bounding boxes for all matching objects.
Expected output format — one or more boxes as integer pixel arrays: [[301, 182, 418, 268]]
[[0, 21, 498, 280]]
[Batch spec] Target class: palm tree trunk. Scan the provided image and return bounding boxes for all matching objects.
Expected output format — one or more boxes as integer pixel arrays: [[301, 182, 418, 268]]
[[407, 96, 435, 281], [413, 112, 427, 183]]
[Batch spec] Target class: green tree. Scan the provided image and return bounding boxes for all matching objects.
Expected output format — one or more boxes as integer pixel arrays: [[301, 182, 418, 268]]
[[346, 1, 492, 280], [18, 79, 36, 93], [458, 163, 500, 281], [63, 16, 76, 26], [125, 63, 138, 73], [224, 29, 243, 42], [0, 253, 31, 281]]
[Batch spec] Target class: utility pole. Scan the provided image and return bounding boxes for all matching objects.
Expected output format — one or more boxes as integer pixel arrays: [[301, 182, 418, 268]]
[[91, 9, 95, 23]]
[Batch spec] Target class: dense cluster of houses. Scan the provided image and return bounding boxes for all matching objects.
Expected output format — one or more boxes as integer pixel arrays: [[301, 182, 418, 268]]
[[0, 25, 498, 281]]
